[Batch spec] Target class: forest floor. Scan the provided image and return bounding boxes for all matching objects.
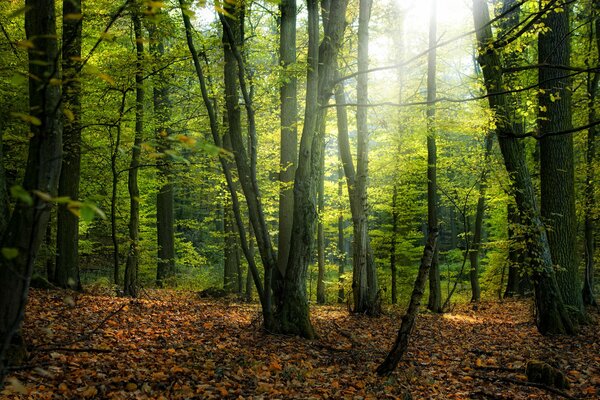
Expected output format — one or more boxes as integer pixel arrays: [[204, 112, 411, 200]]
[[2, 289, 599, 399]]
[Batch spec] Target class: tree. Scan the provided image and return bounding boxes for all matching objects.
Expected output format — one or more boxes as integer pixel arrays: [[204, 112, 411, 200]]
[[472, 0, 574, 334], [426, 0, 442, 313], [0, 0, 63, 382], [123, 7, 145, 298], [149, 14, 176, 288], [537, 0, 584, 319], [583, 0, 599, 306]]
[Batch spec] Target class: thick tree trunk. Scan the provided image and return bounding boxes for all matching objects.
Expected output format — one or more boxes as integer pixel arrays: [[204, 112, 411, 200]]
[[0, 0, 62, 383], [376, 230, 438, 376], [426, 0, 442, 313], [124, 11, 144, 298], [473, 0, 574, 335], [149, 22, 176, 288], [538, 0, 584, 320], [55, 0, 83, 290], [277, 0, 298, 284]]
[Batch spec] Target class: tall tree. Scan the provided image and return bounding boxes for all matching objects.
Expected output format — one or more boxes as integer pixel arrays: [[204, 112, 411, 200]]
[[538, 0, 584, 319], [0, 0, 63, 382], [277, 0, 298, 287], [54, 0, 83, 290], [426, 0, 442, 313], [316, 150, 326, 304], [124, 8, 145, 298], [583, 0, 599, 306], [472, 0, 574, 334], [278, 0, 348, 336], [149, 16, 176, 287]]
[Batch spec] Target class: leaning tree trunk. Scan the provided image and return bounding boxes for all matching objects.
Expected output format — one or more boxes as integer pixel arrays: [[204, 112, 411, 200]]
[[426, 0, 442, 313], [55, 0, 83, 290], [538, 0, 584, 320], [124, 10, 145, 298], [472, 0, 574, 335], [0, 0, 63, 384], [376, 230, 438, 376]]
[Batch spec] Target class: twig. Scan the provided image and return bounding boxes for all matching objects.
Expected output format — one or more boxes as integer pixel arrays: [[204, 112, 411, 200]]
[[37, 347, 112, 353], [471, 374, 578, 399]]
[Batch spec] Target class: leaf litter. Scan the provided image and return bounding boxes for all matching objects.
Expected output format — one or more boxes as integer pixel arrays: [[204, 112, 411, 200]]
[[2, 289, 598, 399]]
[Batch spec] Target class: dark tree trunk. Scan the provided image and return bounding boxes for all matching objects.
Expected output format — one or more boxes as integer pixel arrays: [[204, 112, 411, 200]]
[[473, 0, 574, 335], [54, 0, 83, 290], [0, 132, 7, 237], [149, 21, 176, 288], [376, 230, 438, 376], [504, 202, 530, 298], [538, 0, 584, 320], [426, 0, 442, 313], [110, 92, 127, 285], [124, 11, 144, 298], [583, 0, 599, 307], [0, 0, 62, 383], [224, 207, 241, 293]]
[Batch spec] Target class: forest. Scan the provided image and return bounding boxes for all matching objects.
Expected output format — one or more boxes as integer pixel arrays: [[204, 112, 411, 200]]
[[0, 0, 599, 398]]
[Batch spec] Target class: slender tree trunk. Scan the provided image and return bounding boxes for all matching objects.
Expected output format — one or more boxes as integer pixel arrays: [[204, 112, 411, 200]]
[[583, 0, 599, 307], [504, 202, 530, 297], [0, 0, 62, 383], [473, 0, 574, 334], [224, 207, 240, 293], [390, 185, 399, 304], [538, 0, 584, 320], [54, 0, 83, 290], [0, 132, 7, 237], [124, 11, 144, 297], [317, 150, 326, 304], [426, 0, 442, 313], [277, 0, 298, 287], [110, 92, 127, 286], [376, 230, 438, 376], [149, 21, 175, 288], [337, 165, 346, 303]]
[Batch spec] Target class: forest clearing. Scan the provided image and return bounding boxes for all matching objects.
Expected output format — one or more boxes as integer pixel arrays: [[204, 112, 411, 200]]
[[1, 289, 599, 399]]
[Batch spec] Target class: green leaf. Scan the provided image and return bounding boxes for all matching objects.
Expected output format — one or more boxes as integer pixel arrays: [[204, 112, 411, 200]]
[[1, 248, 19, 260], [10, 185, 33, 206], [11, 112, 41, 126]]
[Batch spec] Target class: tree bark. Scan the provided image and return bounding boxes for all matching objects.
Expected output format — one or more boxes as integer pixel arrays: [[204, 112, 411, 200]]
[[583, 0, 599, 307], [473, 0, 574, 335], [0, 0, 62, 383], [426, 0, 442, 313], [124, 11, 144, 298], [317, 148, 326, 305], [149, 20, 176, 288], [55, 0, 83, 290], [277, 0, 298, 284], [376, 230, 438, 376], [390, 185, 399, 304], [337, 165, 346, 303], [538, 0, 584, 320]]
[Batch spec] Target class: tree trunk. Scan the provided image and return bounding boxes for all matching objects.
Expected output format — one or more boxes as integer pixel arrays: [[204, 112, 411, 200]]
[[0, 0, 62, 383], [376, 230, 438, 376], [583, 0, 599, 307], [55, 0, 83, 290], [317, 150, 326, 304], [224, 207, 240, 293], [538, 0, 584, 320], [469, 132, 493, 302], [472, 0, 574, 335], [277, 0, 298, 285], [390, 185, 399, 304], [426, 0, 442, 313], [337, 165, 346, 303], [124, 11, 144, 298], [504, 202, 530, 298], [0, 132, 7, 237], [149, 21, 176, 288]]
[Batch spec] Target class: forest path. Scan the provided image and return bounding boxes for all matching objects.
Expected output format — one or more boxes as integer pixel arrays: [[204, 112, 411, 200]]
[[2, 289, 598, 399]]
